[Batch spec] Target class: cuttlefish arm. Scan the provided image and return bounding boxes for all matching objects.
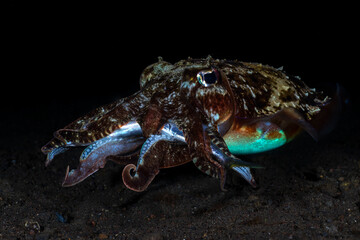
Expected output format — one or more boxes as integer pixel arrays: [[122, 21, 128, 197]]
[[41, 102, 120, 155], [41, 93, 147, 158], [122, 121, 260, 192], [61, 121, 144, 187], [173, 105, 261, 189], [122, 138, 191, 192], [204, 124, 261, 186]]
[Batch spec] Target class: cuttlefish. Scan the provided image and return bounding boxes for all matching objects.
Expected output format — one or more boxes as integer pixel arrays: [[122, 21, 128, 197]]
[[42, 57, 341, 192]]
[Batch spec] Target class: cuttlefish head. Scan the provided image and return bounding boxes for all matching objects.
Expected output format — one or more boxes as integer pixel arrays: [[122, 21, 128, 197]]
[[180, 66, 236, 135]]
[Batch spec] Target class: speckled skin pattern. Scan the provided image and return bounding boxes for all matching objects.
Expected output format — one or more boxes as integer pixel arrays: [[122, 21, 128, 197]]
[[42, 56, 332, 192]]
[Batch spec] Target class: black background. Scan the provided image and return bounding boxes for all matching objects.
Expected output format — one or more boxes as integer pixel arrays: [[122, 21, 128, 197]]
[[3, 3, 358, 114]]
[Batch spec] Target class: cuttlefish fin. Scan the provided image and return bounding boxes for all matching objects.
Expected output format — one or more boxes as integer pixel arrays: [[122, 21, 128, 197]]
[[267, 107, 319, 142], [309, 83, 348, 138]]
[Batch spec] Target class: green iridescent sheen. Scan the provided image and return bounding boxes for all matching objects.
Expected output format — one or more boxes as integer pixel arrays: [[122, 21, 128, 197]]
[[225, 129, 287, 155]]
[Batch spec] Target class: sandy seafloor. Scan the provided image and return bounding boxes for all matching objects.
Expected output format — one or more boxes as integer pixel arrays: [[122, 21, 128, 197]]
[[0, 86, 359, 240]]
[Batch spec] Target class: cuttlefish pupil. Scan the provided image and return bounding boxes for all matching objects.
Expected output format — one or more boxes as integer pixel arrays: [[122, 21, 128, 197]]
[[197, 69, 220, 87]]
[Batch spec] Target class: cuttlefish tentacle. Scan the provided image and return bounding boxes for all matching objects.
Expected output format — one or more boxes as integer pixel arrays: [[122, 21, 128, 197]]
[[184, 122, 260, 190], [54, 107, 133, 146], [175, 97, 260, 186], [44, 143, 68, 166], [122, 123, 189, 192], [61, 121, 144, 186], [122, 141, 190, 192], [41, 101, 123, 155], [140, 93, 167, 138], [41, 92, 151, 159], [122, 122, 260, 191], [172, 107, 227, 187], [205, 125, 261, 187]]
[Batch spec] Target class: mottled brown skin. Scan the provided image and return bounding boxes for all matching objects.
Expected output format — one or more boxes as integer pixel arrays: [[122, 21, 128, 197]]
[[122, 141, 191, 192], [42, 57, 332, 192]]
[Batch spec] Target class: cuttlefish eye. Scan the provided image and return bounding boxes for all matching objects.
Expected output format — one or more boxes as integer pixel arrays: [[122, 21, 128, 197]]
[[197, 69, 220, 87]]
